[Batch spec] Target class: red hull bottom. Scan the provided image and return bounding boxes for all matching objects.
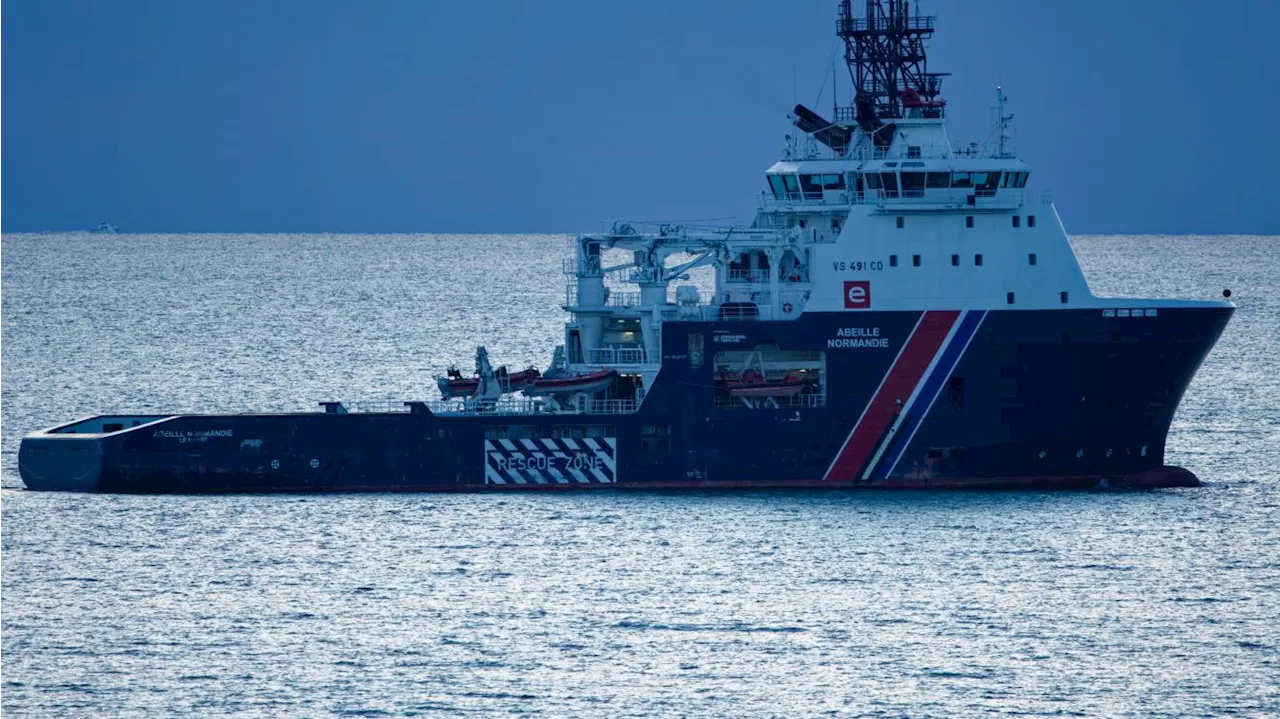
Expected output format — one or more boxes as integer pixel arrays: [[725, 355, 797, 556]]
[[105, 466, 1201, 493]]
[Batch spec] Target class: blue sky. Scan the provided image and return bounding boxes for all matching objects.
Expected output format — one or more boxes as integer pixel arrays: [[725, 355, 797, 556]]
[[4, 0, 1277, 234]]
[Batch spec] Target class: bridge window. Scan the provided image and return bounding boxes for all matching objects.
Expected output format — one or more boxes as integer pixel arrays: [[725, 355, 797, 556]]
[[864, 173, 883, 190], [782, 174, 801, 199], [976, 172, 1001, 196], [880, 172, 899, 198], [951, 172, 973, 188], [822, 174, 846, 190], [926, 172, 951, 189], [1011, 171, 1029, 188], [901, 172, 925, 197], [799, 175, 824, 200], [768, 175, 787, 199]]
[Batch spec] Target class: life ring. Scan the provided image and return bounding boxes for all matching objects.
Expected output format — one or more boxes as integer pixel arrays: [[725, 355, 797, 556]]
[[783, 302, 794, 313]]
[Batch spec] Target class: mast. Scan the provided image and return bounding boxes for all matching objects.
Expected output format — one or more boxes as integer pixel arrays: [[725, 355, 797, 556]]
[[836, 0, 946, 144]]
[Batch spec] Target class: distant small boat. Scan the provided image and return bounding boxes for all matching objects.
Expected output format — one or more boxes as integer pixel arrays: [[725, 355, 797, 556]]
[[525, 369, 618, 397], [89, 222, 119, 234]]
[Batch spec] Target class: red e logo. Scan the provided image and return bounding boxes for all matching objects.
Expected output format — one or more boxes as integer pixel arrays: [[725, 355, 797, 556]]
[[844, 280, 871, 309]]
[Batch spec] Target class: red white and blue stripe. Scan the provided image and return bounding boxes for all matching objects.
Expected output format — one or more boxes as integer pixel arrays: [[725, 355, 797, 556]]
[[824, 310, 987, 482]]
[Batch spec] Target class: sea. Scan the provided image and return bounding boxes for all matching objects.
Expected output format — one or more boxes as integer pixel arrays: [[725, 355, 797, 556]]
[[2, 233, 1278, 717]]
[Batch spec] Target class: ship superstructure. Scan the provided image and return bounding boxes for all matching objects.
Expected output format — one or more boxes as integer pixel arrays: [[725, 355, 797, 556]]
[[19, 1, 1233, 492]]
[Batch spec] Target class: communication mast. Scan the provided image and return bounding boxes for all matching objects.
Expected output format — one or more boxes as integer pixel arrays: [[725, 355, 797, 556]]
[[836, 0, 947, 144]]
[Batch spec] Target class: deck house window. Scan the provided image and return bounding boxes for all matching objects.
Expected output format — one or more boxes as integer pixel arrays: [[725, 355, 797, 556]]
[[1028, 253, 1037, 265], [768, 175, 787, 200], [913, 254, 921, 267], [890, 254, 898, 267], [926, 172, 951, 189], [965, 216, 974, 228], [880, 172, 899, 198], [799, 174, 824, 201], [951, 254, 959, 266], [822, 174, 846, 190], [976, 172, 1001, 197], [1012, 215, 1021, 228], [974, 254, 984, 266], [1028, 215, 1037, 228], [782, 174, 801, 200], [900, 172, 926, 198]]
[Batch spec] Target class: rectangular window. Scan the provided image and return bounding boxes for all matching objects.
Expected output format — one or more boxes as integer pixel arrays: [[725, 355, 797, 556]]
[[974, 254, 983, 266], [907, 146, 922, 158], [1007, 292, 1016, 304], [822, 174, 846, 190], [641, 424, 671, 452], [767, 175, 787, 200], [688, 333, 704, 368], [1060, 291, 1070, 304], [889, 254, 898, 267], [1015, 172, 1029, 188], [1012, 215, 1021, 228], [926, 172, 951, 189], [896, 216, 905, 229], [831, 218, 841, 230], [951, 254, 959, 266], [1028, 253, 1037, 265], [1001, 172, 1012, 188], [976, 171, 1001, 197], [900, 172, 925, 198], [799, 174, 824, 200], [1028, 215, 1037, 228], [965, 216, 974, 229], [880, 172, 899, 198], [782, 174, 800, 199], [864, 172, 882, 190], [913, 254, 921, 267], [951, 172, 973, 188]]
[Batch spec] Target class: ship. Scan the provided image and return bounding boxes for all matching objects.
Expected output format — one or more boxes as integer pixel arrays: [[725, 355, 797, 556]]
[[19, 0, 1233, 493]]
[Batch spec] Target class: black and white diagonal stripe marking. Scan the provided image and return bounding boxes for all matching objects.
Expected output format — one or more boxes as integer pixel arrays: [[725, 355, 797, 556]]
[[484, 438, 616, 485]]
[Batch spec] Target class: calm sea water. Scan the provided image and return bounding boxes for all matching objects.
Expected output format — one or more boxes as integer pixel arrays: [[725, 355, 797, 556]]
[[3, 233, 1278, 716]]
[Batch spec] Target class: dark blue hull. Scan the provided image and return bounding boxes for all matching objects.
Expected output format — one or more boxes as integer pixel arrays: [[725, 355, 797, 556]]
[[19, 307, 1232, 492]]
